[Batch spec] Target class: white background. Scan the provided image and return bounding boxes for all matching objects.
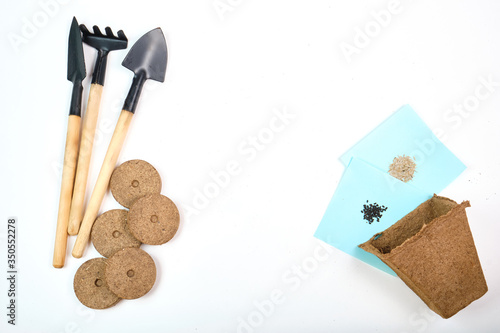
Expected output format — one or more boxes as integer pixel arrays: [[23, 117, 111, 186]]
[[1, 0, 499, 332]]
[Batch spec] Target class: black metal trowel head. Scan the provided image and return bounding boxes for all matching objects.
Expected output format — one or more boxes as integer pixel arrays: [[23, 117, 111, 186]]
[[67, 17, 86, 116], [121, 28, 168, 113], [67, 17, 86, 84]]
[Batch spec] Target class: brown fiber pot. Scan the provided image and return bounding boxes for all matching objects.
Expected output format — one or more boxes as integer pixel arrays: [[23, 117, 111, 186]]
[[359, 195, 487, 318]]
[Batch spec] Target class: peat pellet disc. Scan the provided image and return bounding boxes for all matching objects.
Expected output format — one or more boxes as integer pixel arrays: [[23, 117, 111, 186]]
[[74, 258, 121, 309], [105, 248, 156, 299], [109, 160, 162, 208], [128, 193, 180, 245], [91, 209, 141, 258]]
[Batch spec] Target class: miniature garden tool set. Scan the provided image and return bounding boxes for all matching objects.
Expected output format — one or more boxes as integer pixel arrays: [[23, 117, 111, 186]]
[[53, 17, 177, 308], [54, 17, 168, 267]]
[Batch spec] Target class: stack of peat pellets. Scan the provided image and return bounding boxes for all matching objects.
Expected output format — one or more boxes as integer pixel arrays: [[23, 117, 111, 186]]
[[73, 160, 180, 309]]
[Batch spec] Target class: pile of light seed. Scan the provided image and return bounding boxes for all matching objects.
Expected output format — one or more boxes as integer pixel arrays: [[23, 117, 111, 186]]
[[388, 155, 416, 182]]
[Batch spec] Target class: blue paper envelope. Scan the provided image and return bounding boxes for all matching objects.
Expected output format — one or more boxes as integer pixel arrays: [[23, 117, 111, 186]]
[[314, 158, 432, 276], [340, 105, 466, 194]]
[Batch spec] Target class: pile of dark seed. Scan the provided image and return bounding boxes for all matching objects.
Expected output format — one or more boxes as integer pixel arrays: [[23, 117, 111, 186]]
[[361, 200, 388, 224]]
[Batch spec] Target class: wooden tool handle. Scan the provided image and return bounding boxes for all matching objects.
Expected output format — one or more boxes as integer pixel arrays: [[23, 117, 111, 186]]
[[53, 115, 81, 268], [68, 84, 103, 235], [72, 110, 134, 258]]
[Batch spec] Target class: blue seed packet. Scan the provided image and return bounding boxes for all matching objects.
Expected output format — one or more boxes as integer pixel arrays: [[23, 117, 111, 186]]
[[314, 157, 432, 276], [340, 105, 466, 194]]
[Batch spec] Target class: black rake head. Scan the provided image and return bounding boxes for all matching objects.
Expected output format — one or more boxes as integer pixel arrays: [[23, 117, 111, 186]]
[[80, 24, 128, 52]]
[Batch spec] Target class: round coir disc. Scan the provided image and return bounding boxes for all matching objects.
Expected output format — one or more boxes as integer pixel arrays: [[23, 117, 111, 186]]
[[74, 258, 121, 309], [109, 160, 162, 208], [128, 193, 180, 245], [105, 248, 156, 300], [91, 209, 141, 258]]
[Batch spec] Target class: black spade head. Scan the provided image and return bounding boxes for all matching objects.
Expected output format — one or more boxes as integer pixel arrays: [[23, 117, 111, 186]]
[[121, 28, 168, 113], [67, 17, 86, 83], [122, 28, 167, 82]]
